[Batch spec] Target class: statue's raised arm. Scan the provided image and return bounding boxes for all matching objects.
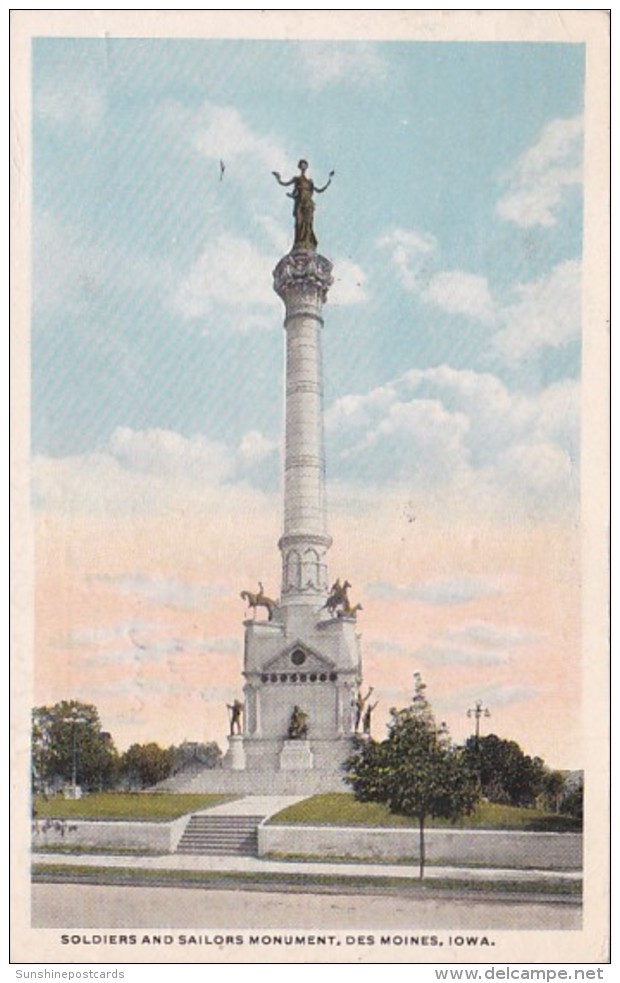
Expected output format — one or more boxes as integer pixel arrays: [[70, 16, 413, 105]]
[[315, 170, 335, 194], [273, 159, 334, 252], [272, 171, 295, 188]]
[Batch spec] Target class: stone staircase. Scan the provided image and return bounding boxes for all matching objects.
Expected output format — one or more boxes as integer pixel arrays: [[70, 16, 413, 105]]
[[176, 814, 265, 856]]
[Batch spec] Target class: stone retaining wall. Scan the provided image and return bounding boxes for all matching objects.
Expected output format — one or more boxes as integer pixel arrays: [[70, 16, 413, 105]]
[[31, 815, 190, 853], [258, 823, 583, 870]]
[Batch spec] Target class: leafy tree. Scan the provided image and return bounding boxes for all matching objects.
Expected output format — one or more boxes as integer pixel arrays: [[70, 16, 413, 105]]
[[463, 733, 546, 807], [560, 774, 584, 822], [120, 743, 175, 789], [345, 673, 479, 878], [540, 769, 567, 813], [32, 700, 119, 793], [170, 740, 222, 774]]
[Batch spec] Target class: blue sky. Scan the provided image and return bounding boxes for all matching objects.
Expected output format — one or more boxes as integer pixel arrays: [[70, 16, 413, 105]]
[[32, 38, 583, 513], [30, 37, 587, 763]]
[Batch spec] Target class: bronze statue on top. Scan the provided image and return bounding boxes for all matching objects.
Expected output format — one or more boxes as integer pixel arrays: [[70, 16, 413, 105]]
[[240, 582, 279, 622], [272, 160, 335, 251], [322, 578, 362, 619]]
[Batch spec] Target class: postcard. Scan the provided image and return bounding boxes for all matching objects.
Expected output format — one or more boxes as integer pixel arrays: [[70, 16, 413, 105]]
[[10, 9, 610, 966]]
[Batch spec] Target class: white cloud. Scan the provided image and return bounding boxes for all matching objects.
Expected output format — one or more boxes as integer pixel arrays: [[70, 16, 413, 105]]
[[172, 234, 279, 321], [421, 270, 496, 324], [109, 427, 234, 483], [496, 116, 583, 228], [35, 70, 106, 135], [293, 42, 386, 91], [155, 98, 288, 175], [376, 227, 437, 291], [32, 426, 272, 516], [329, 258, 369, 306], [238, 430, 277, 467], [325, 365, 580, 514], [493, 260, 581, 361]]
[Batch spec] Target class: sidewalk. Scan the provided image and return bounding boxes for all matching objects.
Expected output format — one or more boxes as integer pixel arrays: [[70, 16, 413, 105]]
[[31, 849, 582, 886]]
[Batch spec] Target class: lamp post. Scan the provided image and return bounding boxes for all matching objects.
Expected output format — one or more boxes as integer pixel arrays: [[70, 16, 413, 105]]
[[68, 712, 87, 799], [467, 700, 490, 749]]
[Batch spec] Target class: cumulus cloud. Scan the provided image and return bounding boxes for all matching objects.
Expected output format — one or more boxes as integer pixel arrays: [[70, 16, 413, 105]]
[[109, 427, 234, 483], [172, 234, 279, 321], [293, 42, 387, 91], [325, 365, 580, 514], [492, 260, 581, 360], [35, 69, 106, 135], [32, 425, 274, 515], [496, 116, 583, 228], [329, 258, 369, 306], [421, 270, 496, 324], [376, 227, 437, 290], [376, 219, 580, 364], [238, 430, 278, 468], [155, 98, 288, 175]]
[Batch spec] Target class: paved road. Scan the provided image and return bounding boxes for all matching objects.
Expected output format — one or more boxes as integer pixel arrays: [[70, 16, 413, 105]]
[[32, 883, 581, 931]]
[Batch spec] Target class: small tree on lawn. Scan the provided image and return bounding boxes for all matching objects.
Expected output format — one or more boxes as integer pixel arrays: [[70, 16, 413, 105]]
[[120, 743, 175, 789], [345, 673, 479, 879]]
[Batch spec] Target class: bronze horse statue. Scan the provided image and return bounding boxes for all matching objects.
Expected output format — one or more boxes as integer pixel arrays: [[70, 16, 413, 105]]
[[240, 582, 278, 622]]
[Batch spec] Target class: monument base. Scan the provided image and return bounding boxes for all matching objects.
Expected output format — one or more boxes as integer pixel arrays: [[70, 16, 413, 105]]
[[222, 734, 246, 771], [279, 738, 314, 771]]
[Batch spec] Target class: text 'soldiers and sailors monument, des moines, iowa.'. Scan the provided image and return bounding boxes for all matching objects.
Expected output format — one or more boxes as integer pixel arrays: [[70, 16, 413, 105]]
[[177, 160, 373, 795]]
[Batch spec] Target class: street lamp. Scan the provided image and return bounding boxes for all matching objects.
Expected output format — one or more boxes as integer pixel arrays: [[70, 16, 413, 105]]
[[68, 712, 87, 799], [467, 700, 491, 748]]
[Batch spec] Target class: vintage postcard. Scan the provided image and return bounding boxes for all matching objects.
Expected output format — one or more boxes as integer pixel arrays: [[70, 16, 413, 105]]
[[10, 9, 610, 966]]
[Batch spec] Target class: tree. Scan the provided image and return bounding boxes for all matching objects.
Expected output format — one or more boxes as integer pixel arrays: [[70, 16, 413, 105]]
[[120, 743, 174, 789], [344, 673, 479, 879], [32, 700, 119, 793], [560, 773, 583, 822], [170, 740, 222, 774], [463, 733, 546, 807], [540, 769, 567, 813]]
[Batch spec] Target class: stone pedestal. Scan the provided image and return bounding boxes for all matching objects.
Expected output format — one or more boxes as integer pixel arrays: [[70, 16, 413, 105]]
[[223, 734, 246, 771], [279, 738, 314, 771]]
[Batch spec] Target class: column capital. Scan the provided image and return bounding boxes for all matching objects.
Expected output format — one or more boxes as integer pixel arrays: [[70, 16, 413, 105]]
[[273, 249, 333, 304]]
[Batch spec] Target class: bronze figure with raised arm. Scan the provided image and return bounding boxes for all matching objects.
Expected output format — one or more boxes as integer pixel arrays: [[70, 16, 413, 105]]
[[272, 159, 335, 251]]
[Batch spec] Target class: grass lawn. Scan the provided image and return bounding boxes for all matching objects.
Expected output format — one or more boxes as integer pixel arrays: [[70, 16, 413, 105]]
[[33, 792, 236, 822], [268, 794, 581, 832], [31, 863, 582, 896]]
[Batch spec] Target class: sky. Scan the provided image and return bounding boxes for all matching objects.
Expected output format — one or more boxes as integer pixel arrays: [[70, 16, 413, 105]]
[[31, 37, 585, 768]]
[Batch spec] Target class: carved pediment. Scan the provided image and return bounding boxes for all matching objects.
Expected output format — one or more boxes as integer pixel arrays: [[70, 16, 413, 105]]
[[263, 640, 335, 675]]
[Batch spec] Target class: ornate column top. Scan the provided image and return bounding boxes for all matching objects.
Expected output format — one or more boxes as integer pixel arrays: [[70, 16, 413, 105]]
[[273, 250, 333, 304]]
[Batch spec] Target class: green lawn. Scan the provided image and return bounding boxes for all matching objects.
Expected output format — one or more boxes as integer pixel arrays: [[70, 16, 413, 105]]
[[268, 794, 581, 832], [31, 863, 582, 897], [33, 792, 236, 822]]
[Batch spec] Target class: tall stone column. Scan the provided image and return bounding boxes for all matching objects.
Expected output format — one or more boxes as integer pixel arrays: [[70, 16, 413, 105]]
[[273, 249, 333, 611]]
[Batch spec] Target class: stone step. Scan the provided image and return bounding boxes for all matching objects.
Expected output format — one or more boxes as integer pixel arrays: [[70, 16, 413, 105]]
[[176, 813, 265, 856]]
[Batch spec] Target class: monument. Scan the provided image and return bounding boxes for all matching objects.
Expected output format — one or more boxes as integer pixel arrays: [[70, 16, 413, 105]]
[[220, 162, 368, 791]]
